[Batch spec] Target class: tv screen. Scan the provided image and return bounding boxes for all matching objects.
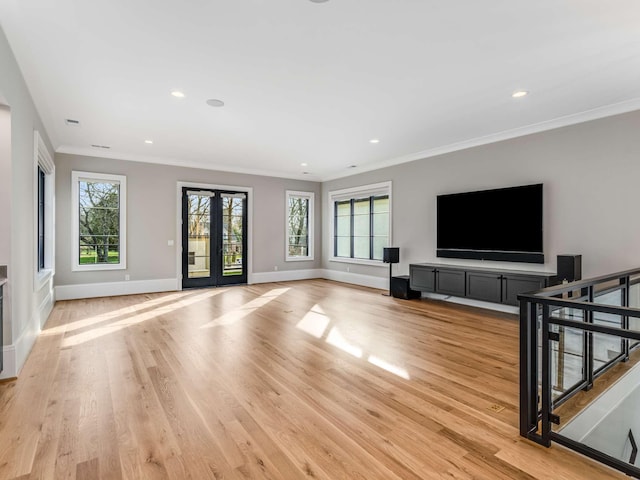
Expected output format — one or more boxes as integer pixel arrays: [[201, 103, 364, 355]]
[[436, 183, 543, 263]]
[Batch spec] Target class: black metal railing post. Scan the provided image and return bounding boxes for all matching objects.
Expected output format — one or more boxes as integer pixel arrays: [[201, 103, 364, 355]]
[[623, 276, 630, 361], [519, 299, 539, 438], [584, 285, 594, 391], [540, 304, 552, 447]]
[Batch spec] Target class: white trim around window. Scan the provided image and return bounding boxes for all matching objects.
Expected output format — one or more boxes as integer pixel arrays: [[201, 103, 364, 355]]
[[71, 171, 127, 271], [285, 190, 314, 262], [328, 181, 392, 267], [33, 130, 55, 291]]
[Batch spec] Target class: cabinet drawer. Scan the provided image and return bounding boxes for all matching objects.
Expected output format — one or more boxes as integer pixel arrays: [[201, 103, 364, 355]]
[[410, 266, 435, 292], [466, 272, 502, 303], [436, 269, 466, 297]]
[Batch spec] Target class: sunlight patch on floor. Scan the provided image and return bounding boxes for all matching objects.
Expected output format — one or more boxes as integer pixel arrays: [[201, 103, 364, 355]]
[[200, 287, 290, 328], [368, 355, 410, 380], [43, 291, 193, 336], [296, 304, 330, 338], [326, 326, 363, 358], [61, 289, 224, 347]]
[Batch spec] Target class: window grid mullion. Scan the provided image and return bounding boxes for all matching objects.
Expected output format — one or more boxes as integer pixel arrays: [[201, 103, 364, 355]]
[[350, 199, 355, 258], [369, 196, 374, 261], [333, 202, 338, 257]]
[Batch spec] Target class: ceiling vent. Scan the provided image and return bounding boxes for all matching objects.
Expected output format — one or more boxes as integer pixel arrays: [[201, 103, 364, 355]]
[[91, 144, 111, 149], [65, 118, 81, 126]]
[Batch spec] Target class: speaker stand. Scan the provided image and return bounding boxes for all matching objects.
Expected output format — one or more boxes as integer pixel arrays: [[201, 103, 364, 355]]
[[382, 263, 393, 296]]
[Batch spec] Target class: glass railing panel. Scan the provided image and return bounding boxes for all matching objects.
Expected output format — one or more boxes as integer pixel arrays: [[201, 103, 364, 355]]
[[555, 362, 640, 476], [593, 329, 625, 373], [546, 323, 585, 400], [593, 287, 624, 307], [593, 280, 622, 300]]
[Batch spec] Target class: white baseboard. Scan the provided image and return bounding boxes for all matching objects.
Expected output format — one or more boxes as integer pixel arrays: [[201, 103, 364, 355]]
[[0, 344, 16, 380], [321, 269, 388, 290], [0, 289, 54, 380], [39, 289, 54, 329], [251, 269, 323, 284], [55, 278, 178, 301]]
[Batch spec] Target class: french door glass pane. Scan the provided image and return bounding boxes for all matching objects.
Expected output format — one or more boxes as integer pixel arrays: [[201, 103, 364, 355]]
[[187, 194, 211, 278], [222, 195, 244, 277]]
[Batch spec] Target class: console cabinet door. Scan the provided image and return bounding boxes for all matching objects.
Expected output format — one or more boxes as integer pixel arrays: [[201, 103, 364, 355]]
[[410, 265, 435, 292], [501, 275, 546, 306], [466, 272, 502, 303], [435, 269, 466, 297]]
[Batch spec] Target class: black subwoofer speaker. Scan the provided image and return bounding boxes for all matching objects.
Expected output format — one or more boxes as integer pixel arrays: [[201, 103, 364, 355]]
[[383, 247, 400, 264], [557, 254, 582, 282], [391, 275, 421, 300]]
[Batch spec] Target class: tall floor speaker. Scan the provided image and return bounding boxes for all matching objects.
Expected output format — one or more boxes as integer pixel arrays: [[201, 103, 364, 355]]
[[557, 254, 582, 282], [383, 247, 400, 296]]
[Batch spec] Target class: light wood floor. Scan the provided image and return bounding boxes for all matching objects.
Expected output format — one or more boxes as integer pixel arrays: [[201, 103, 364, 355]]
[[0, 280, 627, 479]]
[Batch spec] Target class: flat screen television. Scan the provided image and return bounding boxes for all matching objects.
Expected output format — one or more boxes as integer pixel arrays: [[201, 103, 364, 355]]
[[436, 183, 543, 264]]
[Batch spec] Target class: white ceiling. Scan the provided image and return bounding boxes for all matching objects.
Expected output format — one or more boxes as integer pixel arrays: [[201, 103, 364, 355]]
[[1, 0, 640, 181]]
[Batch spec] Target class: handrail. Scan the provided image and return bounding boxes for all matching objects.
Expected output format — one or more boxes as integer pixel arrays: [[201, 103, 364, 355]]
[[519, 267, 640, 479], [518, 294, 640, 318], [522, 267, 640, 297]]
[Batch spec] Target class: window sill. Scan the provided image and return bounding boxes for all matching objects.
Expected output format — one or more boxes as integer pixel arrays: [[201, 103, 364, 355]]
[[329, 257, 387, 267], [285, 256, 315, 262], [72, 263, 127, 272]]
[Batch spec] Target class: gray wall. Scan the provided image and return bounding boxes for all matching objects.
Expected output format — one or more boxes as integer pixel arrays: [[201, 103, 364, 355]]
[[0, 25, 55, 375], [55, 154, 321, 286], [322, 109, 640, 280]]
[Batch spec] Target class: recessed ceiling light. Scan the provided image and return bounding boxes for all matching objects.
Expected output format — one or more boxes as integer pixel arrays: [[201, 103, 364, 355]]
[[512, 90, 529, 98], [300, 162, 308, 167], [171, 90, 185, 98], [144, 140, 153, 144], [369, 138, 380, 144], [206, 99, 225, 107]]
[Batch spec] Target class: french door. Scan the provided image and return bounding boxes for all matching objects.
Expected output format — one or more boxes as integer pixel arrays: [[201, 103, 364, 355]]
[[181, 187, 248, 288]]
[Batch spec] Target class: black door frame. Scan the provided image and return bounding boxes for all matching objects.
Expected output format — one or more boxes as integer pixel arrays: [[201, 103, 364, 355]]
[[181, 186, 248, 289]]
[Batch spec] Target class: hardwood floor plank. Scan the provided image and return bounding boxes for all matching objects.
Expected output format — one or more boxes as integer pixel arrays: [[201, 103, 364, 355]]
[[0, 280, 629, 479]]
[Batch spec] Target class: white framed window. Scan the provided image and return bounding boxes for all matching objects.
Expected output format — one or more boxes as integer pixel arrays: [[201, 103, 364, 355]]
[[72, 171, 127, 271], [329, 181, 392, 266], [286, 190, 314, 261], [34, 130, 55, 290]]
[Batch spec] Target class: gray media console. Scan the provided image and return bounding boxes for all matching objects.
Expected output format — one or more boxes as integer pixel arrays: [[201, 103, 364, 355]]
[[409, 263, 556, 306]]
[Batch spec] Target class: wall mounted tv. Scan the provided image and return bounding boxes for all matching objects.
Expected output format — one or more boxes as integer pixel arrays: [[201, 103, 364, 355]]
[[436, 183, 544, 264]]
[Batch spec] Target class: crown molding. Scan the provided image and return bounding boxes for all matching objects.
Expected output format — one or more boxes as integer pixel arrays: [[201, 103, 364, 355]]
[[54, 145, 322, 182], [319, 97, 640, 181]]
